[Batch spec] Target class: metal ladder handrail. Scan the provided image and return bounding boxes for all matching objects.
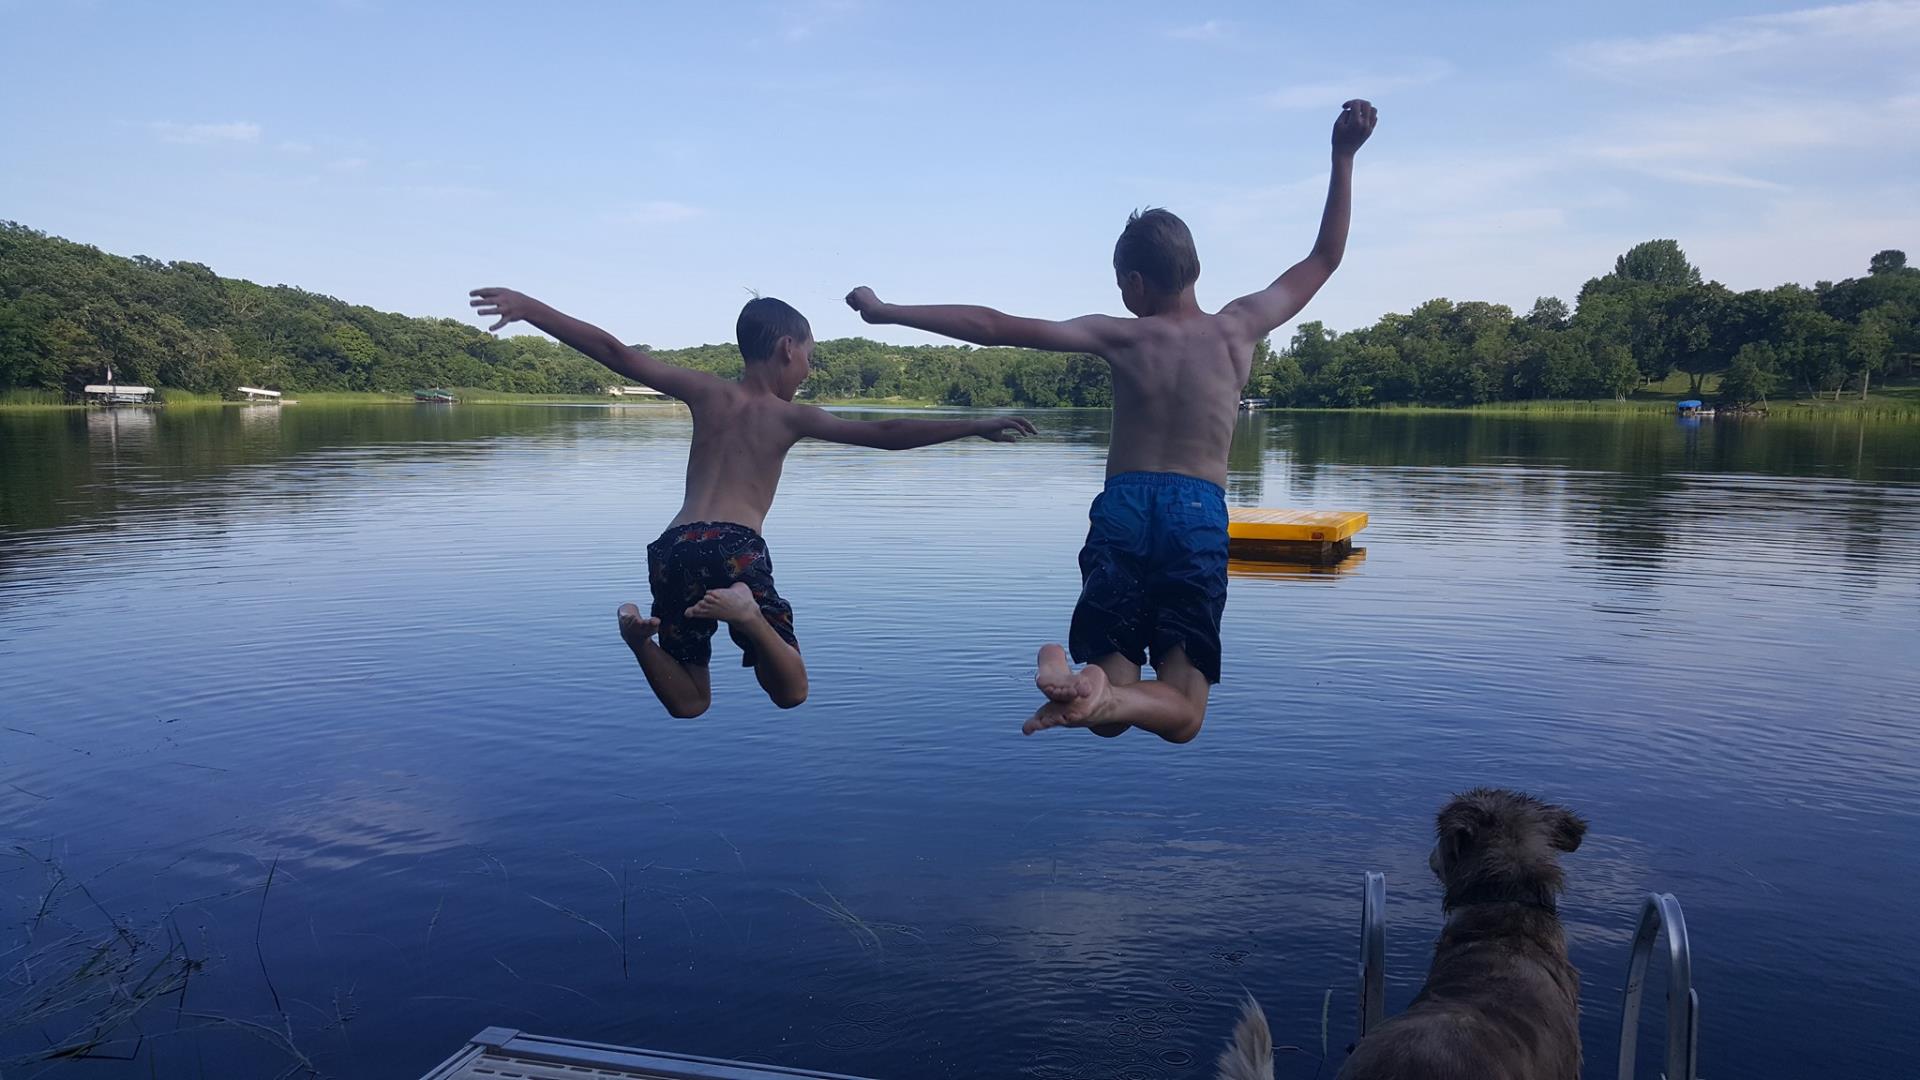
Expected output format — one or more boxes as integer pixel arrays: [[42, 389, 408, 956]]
[[1357, 871, 1385, 1038], [1616, 891, 1699, 1080]]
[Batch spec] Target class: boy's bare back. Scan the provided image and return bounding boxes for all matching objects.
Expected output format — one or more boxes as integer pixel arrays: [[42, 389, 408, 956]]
[[850, 101, 1377, 491], [1055, 309, 1255, 489]]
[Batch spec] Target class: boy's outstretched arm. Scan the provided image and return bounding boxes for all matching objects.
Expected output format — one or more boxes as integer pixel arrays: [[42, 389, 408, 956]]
[[469, 287, 720, 401], [1221, 99, 1377, 343], [791, 406, 1036, 450], [846, 287, 1122, 356]]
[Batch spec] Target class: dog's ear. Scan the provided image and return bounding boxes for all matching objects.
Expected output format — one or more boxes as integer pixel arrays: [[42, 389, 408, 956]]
[[1547, 806, 1587, 852], [1437, 800, 1484, 863]]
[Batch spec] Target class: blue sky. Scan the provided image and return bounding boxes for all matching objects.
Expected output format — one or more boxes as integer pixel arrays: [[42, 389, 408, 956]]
[[4, 1, 1917, 348]]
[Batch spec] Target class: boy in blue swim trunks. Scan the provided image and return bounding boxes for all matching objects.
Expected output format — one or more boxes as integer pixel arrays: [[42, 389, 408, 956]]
[[470, 288, 1034, 718], [846, 100, 1376, 742]]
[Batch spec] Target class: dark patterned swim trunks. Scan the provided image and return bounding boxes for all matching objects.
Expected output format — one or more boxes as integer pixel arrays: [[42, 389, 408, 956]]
[[646, 521, 797, 668]]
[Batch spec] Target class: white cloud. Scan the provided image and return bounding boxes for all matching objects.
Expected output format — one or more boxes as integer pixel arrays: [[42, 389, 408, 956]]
[[327, 157, 369, 173], [1563, 0, 1920, 72], [1622, 167, 1790, 192], [278, 140, 314, 155], [1576, 94, 1920, 188], [1167, 19, 1229, 41], [1262, 60, 1450, 111], [149, 120, 261, 145], [613, 201, 704, 226]]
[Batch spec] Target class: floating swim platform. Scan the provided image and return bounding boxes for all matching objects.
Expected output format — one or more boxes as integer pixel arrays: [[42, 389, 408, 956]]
[[420, 1028, 877, 1080], [1228, 508, 1367, 565], [1228, 548, 1367, 579]]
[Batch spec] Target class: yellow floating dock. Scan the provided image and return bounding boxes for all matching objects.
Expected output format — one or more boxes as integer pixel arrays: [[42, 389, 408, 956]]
[[1229, 548, 1367, 579], [1228, 508, 1368, 565]]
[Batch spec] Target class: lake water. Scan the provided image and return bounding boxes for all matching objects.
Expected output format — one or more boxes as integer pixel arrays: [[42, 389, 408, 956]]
[[2, 404, 1917, 1079]]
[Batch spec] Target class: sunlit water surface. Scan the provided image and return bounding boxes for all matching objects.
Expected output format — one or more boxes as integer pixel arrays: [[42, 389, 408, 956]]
[[2, 404, 1916, 1078]]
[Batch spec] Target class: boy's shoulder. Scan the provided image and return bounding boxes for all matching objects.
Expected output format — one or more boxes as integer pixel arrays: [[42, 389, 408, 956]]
[[1118, 310, 1251, 354]]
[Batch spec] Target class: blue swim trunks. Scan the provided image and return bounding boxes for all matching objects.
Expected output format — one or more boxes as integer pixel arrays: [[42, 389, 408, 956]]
[[1068, 471, 1229, 684]]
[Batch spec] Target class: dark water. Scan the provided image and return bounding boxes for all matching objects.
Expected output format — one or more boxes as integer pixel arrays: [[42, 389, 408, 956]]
[[2, 404, 1916, 1079]]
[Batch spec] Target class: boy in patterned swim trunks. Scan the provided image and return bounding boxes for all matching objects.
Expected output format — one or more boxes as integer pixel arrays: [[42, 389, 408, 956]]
[[470, 288, 1034, 717], [845, 100, 1377, 743]]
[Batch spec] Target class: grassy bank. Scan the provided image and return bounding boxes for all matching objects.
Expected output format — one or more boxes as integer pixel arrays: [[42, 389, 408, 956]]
[[0, 389, 71, 410], [5, 379, 1918, 417], [247, 388, 660, 407], [0, 387, 683, 411], [806, 395, 942, 408], [1266, 396, 1920, 420], [1258, 373, 1920, 419]]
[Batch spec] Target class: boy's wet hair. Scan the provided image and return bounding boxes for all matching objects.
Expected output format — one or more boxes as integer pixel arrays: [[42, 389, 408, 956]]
[[736, 297, 812, 363], [1113, 208, 1200, 294]]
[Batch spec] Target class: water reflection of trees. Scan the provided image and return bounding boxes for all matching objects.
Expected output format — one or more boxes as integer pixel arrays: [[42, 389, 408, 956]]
[[5, 407, 1914, 593], [1274, 411, 1920, 480], [0, 405, 690, 535], [1258, 411, 1917, 588]]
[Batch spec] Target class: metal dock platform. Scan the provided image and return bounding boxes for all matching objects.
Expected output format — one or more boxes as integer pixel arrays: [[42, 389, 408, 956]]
[[420, 1028, 877, 1080], [429, 877, 1695, 1080]]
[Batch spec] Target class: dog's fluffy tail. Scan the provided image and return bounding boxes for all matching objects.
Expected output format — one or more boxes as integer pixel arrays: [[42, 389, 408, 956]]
[[1214, 996, 1274, 1080]]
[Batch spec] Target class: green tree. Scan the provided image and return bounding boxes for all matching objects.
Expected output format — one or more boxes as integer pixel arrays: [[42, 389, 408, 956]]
[[322, 324, 381, 390], [1661, 284, 1733, 396], [1720, 342, 1778, 406], [1525, 296, 1570, 330], [1065, 352, 1112, 407], [1614, 239, 1702, 288], [1848, 308, 1894, 400], [1869, 249, 1907, 276], [1777, 308, 1848, 398], [1516, 330, 1593, 399], [1595, 341, 1640, 401]]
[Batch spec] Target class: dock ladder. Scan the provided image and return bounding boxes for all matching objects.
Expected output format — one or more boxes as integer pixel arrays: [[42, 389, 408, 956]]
[[1351, 876, 1698, 1080]]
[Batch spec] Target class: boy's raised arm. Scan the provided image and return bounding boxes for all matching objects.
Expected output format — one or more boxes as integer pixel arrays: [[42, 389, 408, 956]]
[[846, 287, 1122, 356], [469, 287, 719, 401], [1221, 100, 1377, 342], [790, 405, 1035, 451]]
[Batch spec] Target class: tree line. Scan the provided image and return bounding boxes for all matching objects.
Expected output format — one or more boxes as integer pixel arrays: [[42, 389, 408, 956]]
[[2, 222, 1913, 408], [1251, 241, 1918, 408], [0, 221, 1108, 406]]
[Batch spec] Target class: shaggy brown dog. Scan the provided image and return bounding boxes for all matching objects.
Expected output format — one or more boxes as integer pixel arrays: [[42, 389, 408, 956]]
[[1216, 789, 1587, 1080]]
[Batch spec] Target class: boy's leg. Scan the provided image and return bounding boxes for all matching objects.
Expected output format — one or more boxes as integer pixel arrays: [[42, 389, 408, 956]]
[[618, 603, 713, 718], [1028, 644, 1209, 744], [687, 584, 809, 709]]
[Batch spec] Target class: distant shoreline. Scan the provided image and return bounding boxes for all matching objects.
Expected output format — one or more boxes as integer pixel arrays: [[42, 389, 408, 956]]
[[5, 389, 1915, 420]]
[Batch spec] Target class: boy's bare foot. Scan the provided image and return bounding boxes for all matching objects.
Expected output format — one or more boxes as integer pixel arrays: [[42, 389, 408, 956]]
[[1024, 661, 1114, 734], [687, 582, 761, 625], [1035, 643, 1085, 704], [617, 602, 661, 662]]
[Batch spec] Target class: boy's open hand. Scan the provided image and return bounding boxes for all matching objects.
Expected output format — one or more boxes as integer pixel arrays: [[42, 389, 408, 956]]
[[976, 416, 1038, 443], [844, 286, 887, 323], [469, 287, 535, 332], [1332, 99, 1377, 155]]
